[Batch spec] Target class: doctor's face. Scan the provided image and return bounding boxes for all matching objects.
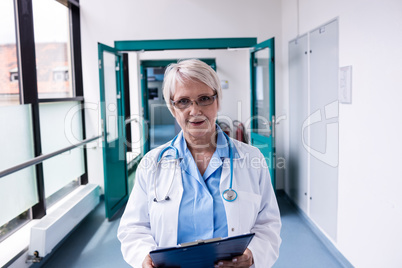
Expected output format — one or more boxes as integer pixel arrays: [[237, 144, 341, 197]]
[[171, 79, 218, 143]]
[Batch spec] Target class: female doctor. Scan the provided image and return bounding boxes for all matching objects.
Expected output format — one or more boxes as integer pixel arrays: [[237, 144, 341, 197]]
[[118, 59, 281, 268]]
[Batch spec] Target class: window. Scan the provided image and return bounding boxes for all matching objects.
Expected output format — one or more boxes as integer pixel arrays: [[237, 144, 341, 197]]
[[0, 0, 21, 106], [53, 67, 69, 82], [39, 101, 85, 203], [32, 0, 73, 99], [0, 0, 34, 243], [0, 0, 85, 247], [10, 70, 19, 82]]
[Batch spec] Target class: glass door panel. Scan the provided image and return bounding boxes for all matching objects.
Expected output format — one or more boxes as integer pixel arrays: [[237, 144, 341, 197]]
[[254, 48, 272, 137], [104, 52, 119, 143]]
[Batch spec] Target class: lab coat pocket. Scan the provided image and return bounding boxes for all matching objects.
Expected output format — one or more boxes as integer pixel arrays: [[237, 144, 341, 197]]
[[148, 200, 176, 245], [148, 196, 178, 230], [236, 191, 262, 232]]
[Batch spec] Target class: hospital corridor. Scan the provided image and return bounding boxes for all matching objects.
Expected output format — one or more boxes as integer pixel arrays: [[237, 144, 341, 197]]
[[1, 0, 401, 268]]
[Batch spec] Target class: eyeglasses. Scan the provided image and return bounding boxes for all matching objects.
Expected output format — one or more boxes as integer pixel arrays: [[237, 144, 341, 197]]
[[170, 94, 217, 109]]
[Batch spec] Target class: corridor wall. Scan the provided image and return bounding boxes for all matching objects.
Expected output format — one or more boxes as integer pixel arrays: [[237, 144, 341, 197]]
[[282, 0, 402, 266], [289, 19, 339, 243]]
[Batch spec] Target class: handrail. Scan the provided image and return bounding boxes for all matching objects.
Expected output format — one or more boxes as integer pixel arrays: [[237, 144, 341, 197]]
[[0, 135, 102, 179]]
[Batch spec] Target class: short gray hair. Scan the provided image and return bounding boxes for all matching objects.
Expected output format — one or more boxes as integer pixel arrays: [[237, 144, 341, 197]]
[[162, 59, 222, 115]]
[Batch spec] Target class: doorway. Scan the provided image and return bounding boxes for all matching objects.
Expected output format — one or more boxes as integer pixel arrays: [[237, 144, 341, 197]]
[[98, 38, 276, 219]]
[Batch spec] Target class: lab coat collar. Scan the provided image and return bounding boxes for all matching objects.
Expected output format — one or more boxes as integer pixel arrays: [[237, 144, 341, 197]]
[[166, 124, 240, 160]]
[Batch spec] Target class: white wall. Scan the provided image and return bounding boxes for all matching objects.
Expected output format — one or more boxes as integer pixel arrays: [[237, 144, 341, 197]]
[[80, 0, 284, 190], [282, 0, 402, 266]]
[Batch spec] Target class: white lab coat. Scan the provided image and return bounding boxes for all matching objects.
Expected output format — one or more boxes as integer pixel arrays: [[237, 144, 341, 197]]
[[118, 138, 281, 268]]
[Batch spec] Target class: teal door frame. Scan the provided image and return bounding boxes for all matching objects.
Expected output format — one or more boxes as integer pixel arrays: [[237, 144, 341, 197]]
[[114, 38, 257, 51], [140, 59, 216, 70], [249, 37, 276, 190], [98, 43, 128, 219]]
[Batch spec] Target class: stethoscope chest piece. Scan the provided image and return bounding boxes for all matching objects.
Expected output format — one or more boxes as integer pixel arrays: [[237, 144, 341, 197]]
[[222, 188, 237, 202]]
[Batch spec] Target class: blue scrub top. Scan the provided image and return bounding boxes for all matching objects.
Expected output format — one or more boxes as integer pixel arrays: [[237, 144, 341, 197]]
[[165, 126, 238, 244]]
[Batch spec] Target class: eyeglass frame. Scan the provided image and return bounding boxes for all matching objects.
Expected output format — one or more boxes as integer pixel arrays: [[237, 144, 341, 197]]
[[170, 93, 218, 109]]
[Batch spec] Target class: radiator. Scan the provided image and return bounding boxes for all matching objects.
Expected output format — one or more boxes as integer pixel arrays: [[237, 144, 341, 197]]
[[29, 184, 100, 258]]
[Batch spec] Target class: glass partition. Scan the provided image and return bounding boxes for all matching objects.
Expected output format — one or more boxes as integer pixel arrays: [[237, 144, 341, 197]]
[[42, 149, 83, 199], [0, 105, 37, 228], [0, 0, 21, 106], [32, 0, 73, 99], [39, 101, 84, 199]]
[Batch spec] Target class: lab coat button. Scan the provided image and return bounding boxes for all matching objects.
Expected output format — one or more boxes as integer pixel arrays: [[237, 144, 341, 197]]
[[231, 228, 235, 232]]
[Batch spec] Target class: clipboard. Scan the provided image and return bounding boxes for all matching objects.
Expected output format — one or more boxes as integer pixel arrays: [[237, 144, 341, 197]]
[[149, 233, 255, 268]]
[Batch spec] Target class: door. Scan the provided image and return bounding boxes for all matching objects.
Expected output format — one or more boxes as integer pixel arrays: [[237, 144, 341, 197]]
[[98, 43, 128, 219], [249, 38, 276, 190], [309, 20, 339, 241], [289, 34, 309, 213]]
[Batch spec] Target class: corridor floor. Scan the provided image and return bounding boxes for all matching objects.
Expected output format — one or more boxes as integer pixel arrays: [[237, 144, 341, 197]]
[[37, 192, 346, 268]]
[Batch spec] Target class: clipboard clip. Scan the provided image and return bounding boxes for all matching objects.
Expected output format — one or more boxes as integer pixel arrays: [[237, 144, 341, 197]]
[[179, 237, 222, 247]]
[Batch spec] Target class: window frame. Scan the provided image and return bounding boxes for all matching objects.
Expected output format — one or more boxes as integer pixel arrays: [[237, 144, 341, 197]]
[[5, 0, 86, 227]]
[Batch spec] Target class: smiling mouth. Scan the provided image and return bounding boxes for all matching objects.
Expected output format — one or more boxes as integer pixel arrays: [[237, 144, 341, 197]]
[[188, 119, 206, 126]]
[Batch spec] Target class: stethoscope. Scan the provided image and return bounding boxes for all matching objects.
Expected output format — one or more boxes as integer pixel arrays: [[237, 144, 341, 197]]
[[153, 131, 237, 203]]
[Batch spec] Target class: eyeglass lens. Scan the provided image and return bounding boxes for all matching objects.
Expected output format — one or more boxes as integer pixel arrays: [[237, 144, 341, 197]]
[[173, 95, 216, 109]]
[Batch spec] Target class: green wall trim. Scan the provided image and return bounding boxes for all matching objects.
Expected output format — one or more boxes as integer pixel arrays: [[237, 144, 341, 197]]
[[114, 38, 257, 51], [141, 59, 216, 68]]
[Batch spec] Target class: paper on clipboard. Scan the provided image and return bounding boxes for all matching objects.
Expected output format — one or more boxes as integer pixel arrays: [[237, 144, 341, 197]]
[[149, 233, 255, 268]]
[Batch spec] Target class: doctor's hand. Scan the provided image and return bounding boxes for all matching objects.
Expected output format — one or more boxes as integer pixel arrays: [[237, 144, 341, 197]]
[[215, 248, 254, 268], [142, 254, 156, 268]]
